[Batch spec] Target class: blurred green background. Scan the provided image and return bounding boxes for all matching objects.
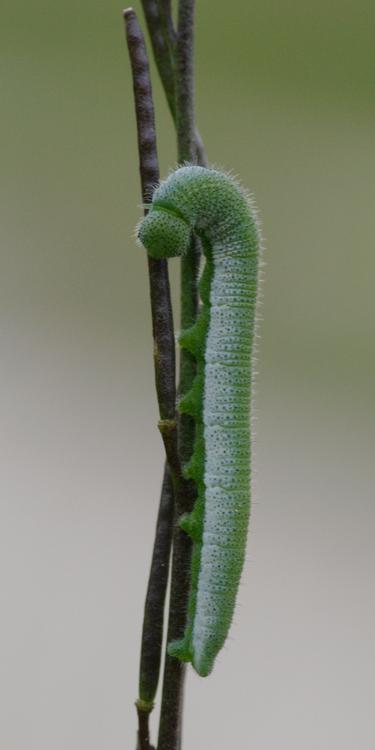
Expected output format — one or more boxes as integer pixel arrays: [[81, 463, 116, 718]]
[[1, 1, 374, 748]]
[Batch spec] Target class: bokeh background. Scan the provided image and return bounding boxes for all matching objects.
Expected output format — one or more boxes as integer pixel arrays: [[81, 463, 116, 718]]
[[1, 1, 374, 747]]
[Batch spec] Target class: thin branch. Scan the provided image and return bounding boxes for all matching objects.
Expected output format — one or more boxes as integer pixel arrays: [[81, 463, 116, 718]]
[[140, 0, 207, 166], [124, 6, 160, 201], [136, 701, 153, 750], [157, 3, 200, 749], [136, 464, 174, 721], [175, 0, 200, 467], [175, 0, 196, 163], [140, 0, 176, 116], [137, 464, 174, 707], [123, 9, 179, 748], [156, 482, 195, 750], [158, 0, 177, 49], [125, 5, 208, 749], [124, 7, 179, 461], [193, 127, 207, 168]]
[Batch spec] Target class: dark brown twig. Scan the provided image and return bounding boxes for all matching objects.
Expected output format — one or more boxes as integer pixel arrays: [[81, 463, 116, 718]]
[[157, 3, 201, 749], [124, 7, 179, 465], [136, 700, 153, 750], [124, 7, 160, 200], [175, 0, 196, 163], [123, 9, 178, 748], [140, 0, 207, 166], [140, 0, 177, 117], [125, 5, 208, 749], [175, 0, 201, 461], [137, 464, 174, 709]]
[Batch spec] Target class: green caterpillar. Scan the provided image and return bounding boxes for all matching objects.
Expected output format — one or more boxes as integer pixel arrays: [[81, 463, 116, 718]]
[[137, 166, 260, 676]]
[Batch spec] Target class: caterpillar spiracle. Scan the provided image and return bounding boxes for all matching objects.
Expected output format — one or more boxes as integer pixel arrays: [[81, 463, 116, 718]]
[[137, 166, 260, 677]]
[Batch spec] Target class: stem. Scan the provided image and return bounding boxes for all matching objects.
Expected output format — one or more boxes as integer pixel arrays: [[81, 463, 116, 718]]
[[176, 0, 199, 473], [136, 701, 153, 750], [124, 7, 160, 201], [124, 8, 179, 462], [123, 9, 179, 748], [156, 483, 195, 750], [140, 0, 207, 165], [125, 4, 208, 748], [176, 0, 196, 163], [157, 3, 200, 749], [140, 0, 177, 116], [138, 465, 174, 705]]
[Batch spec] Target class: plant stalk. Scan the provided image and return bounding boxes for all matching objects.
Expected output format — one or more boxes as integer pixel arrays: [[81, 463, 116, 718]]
[[157, 3, 203, 749], [140, 0, 207, 165], [123, 9, 179, 748], [125, 4, 208, 748]]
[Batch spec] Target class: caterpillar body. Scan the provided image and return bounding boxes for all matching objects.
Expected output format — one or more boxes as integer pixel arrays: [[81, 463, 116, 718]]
[[137, 166, 260, 677]]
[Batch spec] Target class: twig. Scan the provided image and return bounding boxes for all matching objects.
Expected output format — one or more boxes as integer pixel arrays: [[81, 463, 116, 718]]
[[124, 7, 179, 464], [137, 465, 174, 709], [124, 7, 160, 200], [175, 0, 196, 163], [136, 700, 153, 750], [135, 463, 175, 750], [140, 0, 176, 116], [175, 0, 200, 472], [156, 484, 195, 750], [123, 9, 178, 748], [157, 3, 201, 749], [125, 5, 208, 748], [140, 0, 207, 165]]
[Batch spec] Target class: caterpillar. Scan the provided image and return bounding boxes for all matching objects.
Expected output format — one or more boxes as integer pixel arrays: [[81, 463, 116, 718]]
[[137, 165, 260, 677]]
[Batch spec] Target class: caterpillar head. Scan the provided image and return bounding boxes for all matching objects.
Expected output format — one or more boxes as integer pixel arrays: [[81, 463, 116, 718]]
[[137, 208, 191, 259]]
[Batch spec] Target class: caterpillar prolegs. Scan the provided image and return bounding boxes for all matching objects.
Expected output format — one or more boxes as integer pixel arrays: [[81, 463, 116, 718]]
[[137, 166, 260, 676]]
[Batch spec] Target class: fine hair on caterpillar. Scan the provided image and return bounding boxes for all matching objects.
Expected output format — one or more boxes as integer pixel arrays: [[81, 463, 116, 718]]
[[137, 165, 261, 677]]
